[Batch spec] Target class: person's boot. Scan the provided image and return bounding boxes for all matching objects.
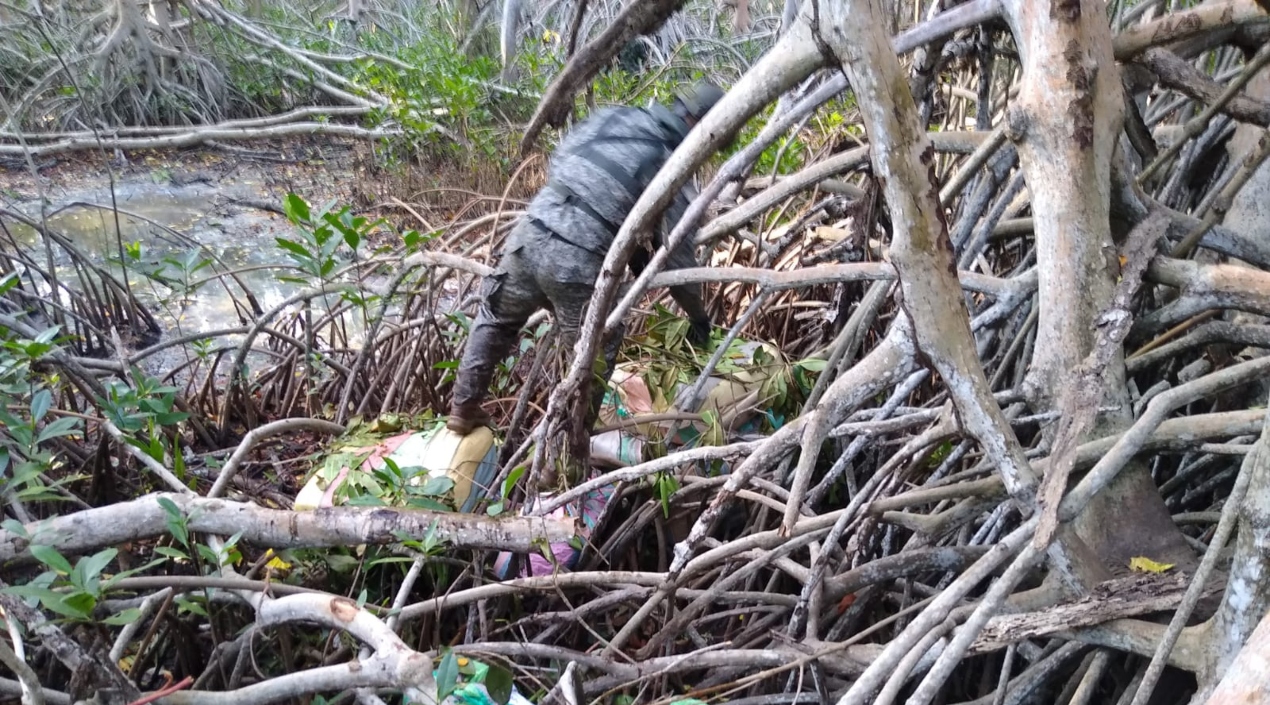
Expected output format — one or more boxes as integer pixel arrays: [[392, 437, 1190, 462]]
[[446, 400, 491, 435]]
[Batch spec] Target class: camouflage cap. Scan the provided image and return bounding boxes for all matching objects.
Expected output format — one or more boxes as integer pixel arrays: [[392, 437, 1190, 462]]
[[673, 80, 725, 121]]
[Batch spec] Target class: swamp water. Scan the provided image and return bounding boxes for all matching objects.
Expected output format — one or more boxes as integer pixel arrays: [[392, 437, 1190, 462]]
[[2, 175, 369, 376]]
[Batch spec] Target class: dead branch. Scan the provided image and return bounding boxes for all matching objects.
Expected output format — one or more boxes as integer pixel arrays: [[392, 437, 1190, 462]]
[[0, 121, 397, 157], [1139, 48, 1270, 127], [971, 572, 1214, 653], [0, 493, 576, 562], [1113, 0, 1270, 59]]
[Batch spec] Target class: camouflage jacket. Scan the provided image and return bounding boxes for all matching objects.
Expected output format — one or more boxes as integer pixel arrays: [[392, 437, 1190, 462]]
[[524, 102, 702, 261]]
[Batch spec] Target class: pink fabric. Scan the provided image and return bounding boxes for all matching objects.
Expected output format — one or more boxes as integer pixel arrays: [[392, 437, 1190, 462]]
[[494, 482, 614, 578], [524, 539, 579, 577]]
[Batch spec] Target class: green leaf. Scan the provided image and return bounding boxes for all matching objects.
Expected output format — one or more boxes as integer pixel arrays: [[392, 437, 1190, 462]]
[[342, 229, 361, 250], [926, 440, 954, 468], [102, 608, 143, 625], [153, 546, 188, 561], [406, 497, 452, 512], [156, 496, 181, 517], [2, 519, 28, 539], [175, 597, 207, 617], [158, 498, 189, 547], [366, 555, 419, 568], [325, 553, 360, 574], [196, 544, 222, 565], [418, 475, 454, 497], [60, 591, 96, 618], [34, 325, 61, 345], [103, 557, 168, 589], [77, 548, 118, 585], [485, 664, 514, 705], [37, 416, 81, 444], [11, 460, 42, 485], [436, 650, 460, 702], [153, 411, 189, 426], [30, 544, 73, 575], [283, 193, 312, 224], [656, 473, 678, 519], [16, 486, 63, 502], [1, 584, 65, 604], [796, 357, 829, 373], [502, 466, 525, 500], [30, 389, 51, 424], [346, 493, 386, 507], [275, 238, 313, 260]]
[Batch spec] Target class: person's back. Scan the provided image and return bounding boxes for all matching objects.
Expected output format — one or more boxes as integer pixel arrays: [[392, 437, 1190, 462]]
[[525, 102, 691, 266]]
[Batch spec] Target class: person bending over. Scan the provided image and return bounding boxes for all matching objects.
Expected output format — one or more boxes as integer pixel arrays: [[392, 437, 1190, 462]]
[[446, 80, 727, 441]]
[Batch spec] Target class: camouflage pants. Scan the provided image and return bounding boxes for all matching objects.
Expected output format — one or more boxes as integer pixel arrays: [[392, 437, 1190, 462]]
[[450, 221, 626, 469]]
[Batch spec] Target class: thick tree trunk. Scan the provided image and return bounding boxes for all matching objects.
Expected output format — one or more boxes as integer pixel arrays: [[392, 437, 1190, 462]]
[[1000, 0, 1194, 570]]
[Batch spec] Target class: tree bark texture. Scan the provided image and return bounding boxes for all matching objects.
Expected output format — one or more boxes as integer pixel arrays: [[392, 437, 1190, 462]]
[[1000, 0, 1192, 571]]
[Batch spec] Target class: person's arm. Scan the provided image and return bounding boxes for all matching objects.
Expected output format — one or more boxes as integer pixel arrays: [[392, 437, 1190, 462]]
[[660, 183, 712, 345]]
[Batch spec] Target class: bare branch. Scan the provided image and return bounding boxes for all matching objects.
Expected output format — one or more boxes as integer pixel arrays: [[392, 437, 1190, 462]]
[[1, 494, 576, 562], [1113, 0, 1270, 59]]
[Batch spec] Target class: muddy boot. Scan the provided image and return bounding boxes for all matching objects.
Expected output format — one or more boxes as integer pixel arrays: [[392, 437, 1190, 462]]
[[446, 401, 491, 435]]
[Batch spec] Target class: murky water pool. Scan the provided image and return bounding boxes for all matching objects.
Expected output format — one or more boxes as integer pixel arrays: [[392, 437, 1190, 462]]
[[1, 175, 361, 377], [5, 180, 300, 331]]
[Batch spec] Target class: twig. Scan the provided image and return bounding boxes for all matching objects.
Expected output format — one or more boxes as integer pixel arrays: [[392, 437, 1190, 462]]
[[208, 418, 345, 498], [98, 419, 193, 495], [0, 638, 45, 705], [127, 676, 193, 705]]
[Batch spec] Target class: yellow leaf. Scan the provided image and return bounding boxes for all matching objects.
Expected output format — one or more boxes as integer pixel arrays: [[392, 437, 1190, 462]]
[[1129, 556, 1175, 574], [265, 549, 292, 573]]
